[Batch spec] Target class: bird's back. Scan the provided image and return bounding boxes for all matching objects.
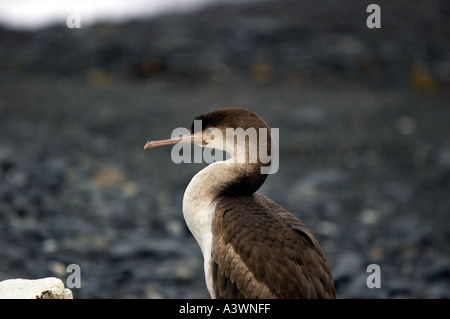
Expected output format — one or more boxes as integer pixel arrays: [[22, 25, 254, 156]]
[[210, 193, 336, 299]]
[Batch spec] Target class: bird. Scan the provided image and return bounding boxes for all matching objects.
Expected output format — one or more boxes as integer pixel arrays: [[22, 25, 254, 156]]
[[144, 107, 336, 299]]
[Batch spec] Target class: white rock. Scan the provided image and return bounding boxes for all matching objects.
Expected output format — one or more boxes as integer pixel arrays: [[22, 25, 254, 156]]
[[0, 277, 73, 299]]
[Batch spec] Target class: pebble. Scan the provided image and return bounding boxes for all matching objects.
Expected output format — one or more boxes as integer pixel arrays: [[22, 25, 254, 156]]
[[288, 168, 350, 202], [359, 209, 380, 225], [396, 116, 417, 136], [437, 147, 450, 168], [332, 251, 364, 285]]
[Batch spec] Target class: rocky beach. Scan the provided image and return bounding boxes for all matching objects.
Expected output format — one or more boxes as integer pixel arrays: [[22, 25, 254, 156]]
[[0, 0, 449, 298]]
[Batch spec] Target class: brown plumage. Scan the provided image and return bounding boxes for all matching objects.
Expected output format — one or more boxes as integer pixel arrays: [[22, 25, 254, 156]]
[[211, 194, 335, 299], [145, 107, 336, 299]]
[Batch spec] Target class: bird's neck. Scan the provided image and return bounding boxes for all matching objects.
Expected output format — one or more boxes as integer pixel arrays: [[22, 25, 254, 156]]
[[185, 160, 266, 206], [182, 161, 266, 252]]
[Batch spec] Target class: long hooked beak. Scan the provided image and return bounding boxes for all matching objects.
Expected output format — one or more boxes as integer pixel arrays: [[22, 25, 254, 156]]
[[144, 131, 203, 150]]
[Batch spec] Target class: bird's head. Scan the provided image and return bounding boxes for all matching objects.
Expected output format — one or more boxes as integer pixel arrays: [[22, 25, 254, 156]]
[[145, 108, 272, 166]]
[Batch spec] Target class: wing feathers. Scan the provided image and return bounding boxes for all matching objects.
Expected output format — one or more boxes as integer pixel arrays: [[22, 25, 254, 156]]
[[210, 193, 336, 299]]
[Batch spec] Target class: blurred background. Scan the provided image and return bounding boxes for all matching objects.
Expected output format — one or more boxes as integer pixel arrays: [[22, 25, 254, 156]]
[[0, 0, 449, 298]]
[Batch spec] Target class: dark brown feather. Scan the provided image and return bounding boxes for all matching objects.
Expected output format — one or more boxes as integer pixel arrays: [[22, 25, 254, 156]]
[[211, 193, 336, 299]]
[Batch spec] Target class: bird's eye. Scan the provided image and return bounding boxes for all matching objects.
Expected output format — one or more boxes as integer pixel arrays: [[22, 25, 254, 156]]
[[205, 128, 215, 140]]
